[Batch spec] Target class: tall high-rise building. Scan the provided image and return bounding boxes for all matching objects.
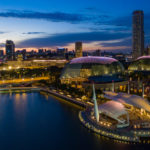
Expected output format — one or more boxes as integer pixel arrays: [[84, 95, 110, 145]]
[[21, 49, 26, 60], [75, 42, 82, 58], [0, 50, 4, 57], [6, 40, 15, 60], [132, 10, 144, 60], [146, 46, 150, 55]]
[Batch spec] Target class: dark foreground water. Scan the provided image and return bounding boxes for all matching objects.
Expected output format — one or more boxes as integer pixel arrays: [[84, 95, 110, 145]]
[[0, 92, 149, 150]]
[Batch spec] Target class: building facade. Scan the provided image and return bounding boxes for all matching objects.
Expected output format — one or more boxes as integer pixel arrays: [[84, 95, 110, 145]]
[[0, 50, 4, 57], [57, 48, 68, 57], [146, 46, 150, 55], [75, 42, 82, 58], [6, 59, 67, 69], [6, 40, 15, 60], [60, 56, 127, 91], [132, 11, 144, 60]]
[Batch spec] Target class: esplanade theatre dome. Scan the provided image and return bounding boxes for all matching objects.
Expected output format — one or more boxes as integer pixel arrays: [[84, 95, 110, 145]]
[[128, 56, 150, 71], [60, 56, 125, 84]]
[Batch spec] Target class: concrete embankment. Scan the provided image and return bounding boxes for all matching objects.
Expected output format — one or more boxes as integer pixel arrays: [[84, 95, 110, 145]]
[[0, 86, 90, 108], [40, 88, 89, 108], [79, 111, 140, 143]]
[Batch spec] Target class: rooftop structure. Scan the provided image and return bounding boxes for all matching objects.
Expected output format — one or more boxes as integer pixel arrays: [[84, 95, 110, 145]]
[[75, 42, 82, 58], [98, 101, 127, 118], [70, 56, 117, 64], [98, 101, 129, 127], [128, 55, 150, 71], [60, 56, 125, 85], [79, 88, 150, 143], [104, 91, 150, 112]]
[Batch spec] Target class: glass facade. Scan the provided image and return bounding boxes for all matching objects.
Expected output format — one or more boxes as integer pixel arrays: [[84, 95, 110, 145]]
[[128, 57, 150, 71], [60, 57, 124, 80]]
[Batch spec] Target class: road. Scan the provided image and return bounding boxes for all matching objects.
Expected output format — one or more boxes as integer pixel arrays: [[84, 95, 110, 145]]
[[0, 76, 49, 84]]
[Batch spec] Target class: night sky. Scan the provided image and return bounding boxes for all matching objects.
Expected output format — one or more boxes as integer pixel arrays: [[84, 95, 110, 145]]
[[0, 0, 150, 52]]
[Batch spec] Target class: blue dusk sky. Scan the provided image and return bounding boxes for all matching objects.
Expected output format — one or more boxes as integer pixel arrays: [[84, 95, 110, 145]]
[[0, 0, 150, 52]]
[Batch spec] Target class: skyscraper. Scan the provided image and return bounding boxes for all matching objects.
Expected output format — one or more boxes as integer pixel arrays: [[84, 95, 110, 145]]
[[0, 50, 4, 57], [132, 10, 144, 60], [146, 46, 150, 55], [75, 42, 82, 58], [6, 40, 15, 60]]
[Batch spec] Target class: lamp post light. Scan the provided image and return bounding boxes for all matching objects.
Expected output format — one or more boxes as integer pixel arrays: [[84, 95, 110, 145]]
[[128, 81, 130, 94], [142, 83, 145, 98], [8, 66, 12, 70], [112, 80, 115, 92]]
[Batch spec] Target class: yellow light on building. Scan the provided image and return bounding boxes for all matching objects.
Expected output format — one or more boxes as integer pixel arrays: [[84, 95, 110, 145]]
[[8, 66, 12, 70]]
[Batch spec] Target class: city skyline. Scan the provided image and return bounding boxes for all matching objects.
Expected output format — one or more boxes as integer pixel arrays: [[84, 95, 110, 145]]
[[0, 0, 150, 53], [0, 1, 150, 149]]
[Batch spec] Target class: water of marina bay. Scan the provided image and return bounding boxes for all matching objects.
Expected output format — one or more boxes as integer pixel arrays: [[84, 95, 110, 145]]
[[0, 92, 148, 150]]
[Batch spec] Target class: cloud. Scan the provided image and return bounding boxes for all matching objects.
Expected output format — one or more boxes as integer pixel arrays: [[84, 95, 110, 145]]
[[17, 31, 130, 48], [0, 9, 111, 24], [110, 16, 132, 27], [0, 31, 7, 34], [108, 13, 150, 46], [22, 32, 45, 35], [101, 37, 132, 47], [108, 12, 150, 30], [0, 43, 6, 47], [2, 9, 150, 51], [0, 10, 88, 23]]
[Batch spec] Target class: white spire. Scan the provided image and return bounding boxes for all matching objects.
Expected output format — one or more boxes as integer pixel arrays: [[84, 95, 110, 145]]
[[92, 84, 99, 122]]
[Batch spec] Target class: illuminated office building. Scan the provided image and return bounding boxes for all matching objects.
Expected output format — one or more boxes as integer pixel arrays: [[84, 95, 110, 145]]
[[132, 10, 144, 60], [75, 42, 82, 58], [6, 40, 15, 60]]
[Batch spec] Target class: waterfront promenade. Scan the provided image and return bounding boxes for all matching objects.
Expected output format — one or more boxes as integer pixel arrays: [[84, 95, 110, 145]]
[[40, 88, 91, 108], [0, 86, 92, 108], [1, 85, 150, 144], [79, 110, 140, 143], [0, 87, 40, 93]]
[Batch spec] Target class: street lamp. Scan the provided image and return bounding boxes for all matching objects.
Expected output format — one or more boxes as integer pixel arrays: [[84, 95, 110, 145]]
[[142, 83, 145, 98], [112, 80, 115, 92], [8, 66, 12, 70], [128, 81, 130, 94]]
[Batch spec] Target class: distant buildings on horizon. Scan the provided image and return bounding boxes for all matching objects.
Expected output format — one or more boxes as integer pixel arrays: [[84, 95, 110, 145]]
[[75, 42, 82, 58], [0, 39, 136, 63], [0, 10, 150, 62], [6, 40, 15, 60]]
